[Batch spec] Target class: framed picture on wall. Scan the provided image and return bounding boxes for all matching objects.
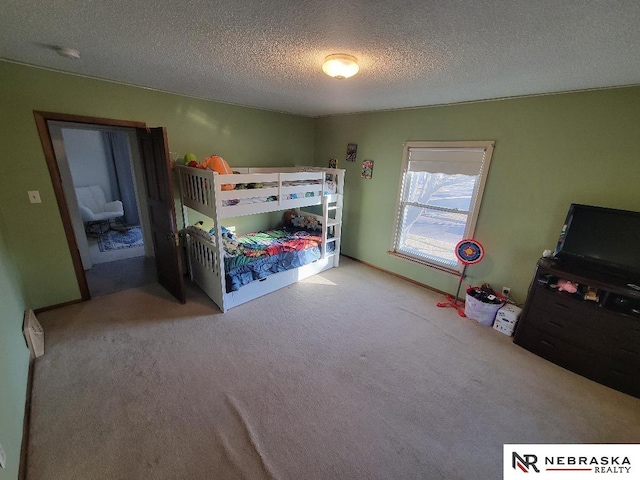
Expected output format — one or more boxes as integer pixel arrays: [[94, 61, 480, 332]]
[[362, 160, 374, 179], [346, 143, 357, 162], [329, 158, 338, 168]]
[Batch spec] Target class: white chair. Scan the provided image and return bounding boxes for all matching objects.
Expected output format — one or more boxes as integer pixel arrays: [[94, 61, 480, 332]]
[[75, 185, 124, 234]]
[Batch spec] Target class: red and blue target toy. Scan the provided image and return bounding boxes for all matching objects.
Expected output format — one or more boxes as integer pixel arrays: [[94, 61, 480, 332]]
[[436, 238, 485, 316]]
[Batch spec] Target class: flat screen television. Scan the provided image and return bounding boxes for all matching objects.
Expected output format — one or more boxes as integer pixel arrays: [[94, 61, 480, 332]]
[[553, 203, 640, 282]]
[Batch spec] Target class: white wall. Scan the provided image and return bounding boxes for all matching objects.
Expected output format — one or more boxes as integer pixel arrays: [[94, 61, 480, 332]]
[[50, 124, 93, 270], [52, 123, 153, 261], [61, 129, 116, 201]]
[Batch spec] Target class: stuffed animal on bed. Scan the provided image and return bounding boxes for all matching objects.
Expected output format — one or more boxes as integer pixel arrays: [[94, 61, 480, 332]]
[[283, 209, 298, 225], [290, 215, 322, 231], [198, 155, 236, 191]]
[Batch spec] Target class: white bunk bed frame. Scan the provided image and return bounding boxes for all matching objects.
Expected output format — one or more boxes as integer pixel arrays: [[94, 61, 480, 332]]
[[176, 165, 345, 312]]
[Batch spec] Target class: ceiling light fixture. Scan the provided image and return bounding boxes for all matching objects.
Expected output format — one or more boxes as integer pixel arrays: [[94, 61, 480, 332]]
[[54, 46, 81, 59], [322, 54, 359, 79]]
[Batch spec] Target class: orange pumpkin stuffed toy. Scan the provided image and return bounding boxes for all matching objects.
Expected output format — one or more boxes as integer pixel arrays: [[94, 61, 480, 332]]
[[198, 155, 236, 190]]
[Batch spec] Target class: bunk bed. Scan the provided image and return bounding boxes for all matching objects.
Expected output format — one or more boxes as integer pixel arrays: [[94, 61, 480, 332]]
[[175, 165, 345, 312]]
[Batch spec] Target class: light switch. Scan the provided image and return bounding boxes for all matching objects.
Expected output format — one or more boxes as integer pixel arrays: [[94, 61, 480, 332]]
[[28, 191, 42, 204]]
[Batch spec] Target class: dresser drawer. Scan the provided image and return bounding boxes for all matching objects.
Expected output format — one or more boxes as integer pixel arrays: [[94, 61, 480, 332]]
[[531, 287, 640, 337], [523, 305, 640, 363], [530, 288, 606, 331], [514, 324, 640, 395], [605, 341, 640, 368], [514, 324, 599, 376], [606, 314, 640, 338], [592, 357, 640, 398], [522, 306, 600, 349]]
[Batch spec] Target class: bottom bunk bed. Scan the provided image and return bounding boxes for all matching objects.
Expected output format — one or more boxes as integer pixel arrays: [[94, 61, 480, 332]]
[[185, 214, 338, 312]]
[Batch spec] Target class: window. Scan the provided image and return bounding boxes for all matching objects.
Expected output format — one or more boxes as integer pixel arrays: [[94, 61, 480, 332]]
[[391, 141, 494, 274]]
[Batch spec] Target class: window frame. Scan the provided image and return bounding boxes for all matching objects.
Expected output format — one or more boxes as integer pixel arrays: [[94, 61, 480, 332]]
[[390, 140, 495, 274]]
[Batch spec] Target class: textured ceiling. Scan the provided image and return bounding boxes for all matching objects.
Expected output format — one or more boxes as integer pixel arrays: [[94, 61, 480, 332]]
[[2, 0, 640, 117]]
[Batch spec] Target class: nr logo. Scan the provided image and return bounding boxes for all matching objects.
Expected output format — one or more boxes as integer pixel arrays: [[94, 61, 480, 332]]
[[513, 452, 540, 473]]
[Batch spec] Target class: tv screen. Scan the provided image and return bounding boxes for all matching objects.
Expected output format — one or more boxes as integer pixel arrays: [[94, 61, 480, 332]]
[[554, 204, 640, 280]]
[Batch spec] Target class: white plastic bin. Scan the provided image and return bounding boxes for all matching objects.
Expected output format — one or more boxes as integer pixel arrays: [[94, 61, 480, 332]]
[[492, 303, 522, 336], [464, 294, 504, 326]]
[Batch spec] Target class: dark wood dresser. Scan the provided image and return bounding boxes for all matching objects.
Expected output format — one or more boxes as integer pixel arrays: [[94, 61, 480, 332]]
[[513, 258, 640, 398]]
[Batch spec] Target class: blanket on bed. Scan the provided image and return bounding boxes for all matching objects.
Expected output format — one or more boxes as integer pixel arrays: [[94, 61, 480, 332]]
[[185, 225, 332, 292], [225, 229, 323, 269], [225, 229, 332, 293]]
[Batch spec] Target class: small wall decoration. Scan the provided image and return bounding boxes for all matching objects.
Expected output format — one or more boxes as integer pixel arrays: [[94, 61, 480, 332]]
[[361, 160, 374, 179], [346, 143, 357, 162], [329, 158, 338, 168]]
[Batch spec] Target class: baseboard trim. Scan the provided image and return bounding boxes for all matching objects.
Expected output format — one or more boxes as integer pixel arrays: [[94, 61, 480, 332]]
[[34, 297, 84, 314], [18, 356, 35, 480], [341, 254, 448, 297]]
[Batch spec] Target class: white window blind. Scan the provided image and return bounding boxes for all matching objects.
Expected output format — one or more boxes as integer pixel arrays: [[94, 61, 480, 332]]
[[408, 148, 486, 175], [392, 142, 494, 273]]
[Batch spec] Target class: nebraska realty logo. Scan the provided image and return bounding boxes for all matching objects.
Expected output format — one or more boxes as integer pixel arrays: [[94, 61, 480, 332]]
[[504, 444, 640, 479]]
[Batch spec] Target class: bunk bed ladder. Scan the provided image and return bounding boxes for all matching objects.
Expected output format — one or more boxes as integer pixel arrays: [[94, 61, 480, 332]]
[[321, 186, 343, 267], [333, 169, 344, 267]]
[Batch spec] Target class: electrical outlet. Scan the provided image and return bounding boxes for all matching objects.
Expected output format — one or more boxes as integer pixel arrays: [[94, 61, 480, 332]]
[[501, 286, 511, 297], [0, 442, 6, 468]]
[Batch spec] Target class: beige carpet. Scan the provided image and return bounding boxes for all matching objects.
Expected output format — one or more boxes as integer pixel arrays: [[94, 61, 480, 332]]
[[28, 257, 640, 480]]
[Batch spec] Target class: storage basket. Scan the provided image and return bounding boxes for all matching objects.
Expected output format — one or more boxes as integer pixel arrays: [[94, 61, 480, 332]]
[[464, 293, 504, 326]]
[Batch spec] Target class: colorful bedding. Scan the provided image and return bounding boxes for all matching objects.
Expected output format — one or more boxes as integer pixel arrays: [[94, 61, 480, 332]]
[[185, 225, 334, 292], [224, 228, 332, 292]]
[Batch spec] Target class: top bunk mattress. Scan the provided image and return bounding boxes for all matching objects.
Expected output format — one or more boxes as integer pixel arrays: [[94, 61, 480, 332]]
[[176, 166, 344, 218]]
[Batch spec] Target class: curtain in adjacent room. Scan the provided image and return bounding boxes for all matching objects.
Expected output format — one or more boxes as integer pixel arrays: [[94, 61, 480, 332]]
[[103, 131, 140, 226]]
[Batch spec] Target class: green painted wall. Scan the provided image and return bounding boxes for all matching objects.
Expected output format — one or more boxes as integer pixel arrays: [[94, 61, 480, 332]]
[[0, 211, 30, 480], [0, 60, 314, 309], [1, 60, 639, 480], [0, 60, 312, 479], [314, 88, 640, 303]]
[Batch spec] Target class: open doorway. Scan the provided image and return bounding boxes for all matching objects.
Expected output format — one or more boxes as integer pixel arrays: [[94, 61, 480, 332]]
[[35, 111, 186, 304], [48, 121, 157, 297]]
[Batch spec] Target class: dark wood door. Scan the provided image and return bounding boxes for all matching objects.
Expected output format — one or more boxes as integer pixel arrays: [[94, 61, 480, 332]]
[[137, 127, 186, 303]]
